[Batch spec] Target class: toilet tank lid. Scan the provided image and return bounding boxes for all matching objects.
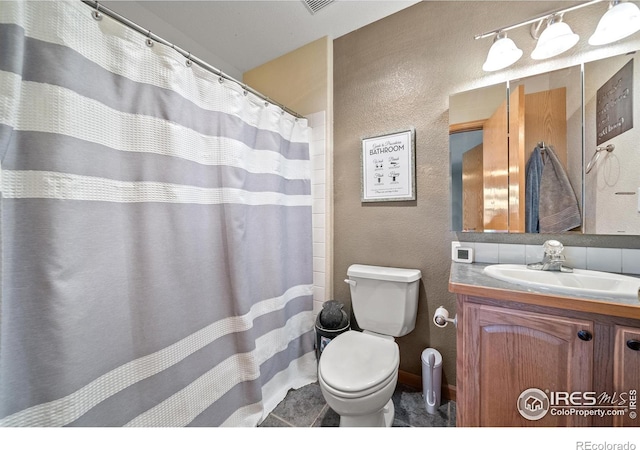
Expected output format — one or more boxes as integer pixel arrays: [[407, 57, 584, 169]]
[[347, 264, 421, 283]]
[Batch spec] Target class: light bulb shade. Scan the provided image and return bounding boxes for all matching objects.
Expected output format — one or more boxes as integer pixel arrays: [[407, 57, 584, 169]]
[[589, 1, 640, 45], [482, 35, 523, 71], [531, 21, 579, 60]]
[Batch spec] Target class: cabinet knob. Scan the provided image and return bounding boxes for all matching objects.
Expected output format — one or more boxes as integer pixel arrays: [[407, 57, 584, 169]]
[[627, 339, 640, 351], [577, 330, 593, 341]]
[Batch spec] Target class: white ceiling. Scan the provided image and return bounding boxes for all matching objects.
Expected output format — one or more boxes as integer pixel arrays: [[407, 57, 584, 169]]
[[101, 0, 420, 79]]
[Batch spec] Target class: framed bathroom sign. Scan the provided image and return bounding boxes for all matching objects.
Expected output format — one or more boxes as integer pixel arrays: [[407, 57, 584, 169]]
[[596, 58, 633, 145], [361, 128, 416, 202]]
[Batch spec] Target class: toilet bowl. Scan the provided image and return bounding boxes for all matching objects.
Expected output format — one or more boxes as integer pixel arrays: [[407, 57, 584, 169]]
[[317, 330, 399, 427], [318, 264, 421, 427]]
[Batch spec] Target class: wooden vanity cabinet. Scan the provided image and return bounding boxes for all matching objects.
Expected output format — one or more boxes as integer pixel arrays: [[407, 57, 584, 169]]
[[456, 294, 640, 427]]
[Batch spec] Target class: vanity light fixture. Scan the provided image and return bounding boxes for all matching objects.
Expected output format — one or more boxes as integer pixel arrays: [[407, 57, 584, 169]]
[[589, 0, 640, 45], [531, 14, 580, 60], [476, 0, 640, 71], [482, 32, 524, 71]]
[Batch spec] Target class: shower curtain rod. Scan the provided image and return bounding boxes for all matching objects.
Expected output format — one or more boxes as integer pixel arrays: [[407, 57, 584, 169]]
[[81, 0, 304, 119]]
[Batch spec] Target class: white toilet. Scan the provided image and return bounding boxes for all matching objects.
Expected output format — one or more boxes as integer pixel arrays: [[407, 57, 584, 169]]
[[318, 264, 421, 427]]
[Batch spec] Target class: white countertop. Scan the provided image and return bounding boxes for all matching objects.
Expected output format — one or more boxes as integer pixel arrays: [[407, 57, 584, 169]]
[[449, 262, 640, 319]]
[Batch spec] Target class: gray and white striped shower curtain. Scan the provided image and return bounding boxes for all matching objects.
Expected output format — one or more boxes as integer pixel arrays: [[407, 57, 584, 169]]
[[0, 1, 316, 426]]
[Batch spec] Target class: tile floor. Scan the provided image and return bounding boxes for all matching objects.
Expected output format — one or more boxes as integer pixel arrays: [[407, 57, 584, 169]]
[[259, 382, 456, 427]]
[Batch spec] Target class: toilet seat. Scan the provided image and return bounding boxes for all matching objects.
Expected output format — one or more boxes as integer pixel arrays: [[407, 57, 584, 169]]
[[318, 330, 399, 398]]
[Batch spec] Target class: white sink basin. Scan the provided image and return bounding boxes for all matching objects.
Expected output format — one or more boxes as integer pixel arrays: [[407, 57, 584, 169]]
[[483, 264, 640, 301]]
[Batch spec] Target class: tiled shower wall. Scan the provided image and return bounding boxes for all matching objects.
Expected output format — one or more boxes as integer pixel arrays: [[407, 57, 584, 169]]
[[454, 241, 640, 275], [307, 111, 328, 315]]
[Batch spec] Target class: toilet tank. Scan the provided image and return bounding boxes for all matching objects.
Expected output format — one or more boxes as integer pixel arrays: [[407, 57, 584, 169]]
[[346, 264, 421, 337]]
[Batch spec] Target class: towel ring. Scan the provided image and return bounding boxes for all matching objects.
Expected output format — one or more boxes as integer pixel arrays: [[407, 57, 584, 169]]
[[585, 144, 615, 174]]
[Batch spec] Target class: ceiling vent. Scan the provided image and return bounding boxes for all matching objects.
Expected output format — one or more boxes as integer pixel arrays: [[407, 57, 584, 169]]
[[302, 0, 335, 15]]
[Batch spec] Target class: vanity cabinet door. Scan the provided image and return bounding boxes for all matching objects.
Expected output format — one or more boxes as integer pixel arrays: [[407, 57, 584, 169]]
[[613, 326, 640, 427], [460, 303, 594, 426]]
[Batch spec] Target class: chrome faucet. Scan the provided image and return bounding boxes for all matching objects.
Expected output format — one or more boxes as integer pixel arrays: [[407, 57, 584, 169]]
[[527, 240, 573, 273]]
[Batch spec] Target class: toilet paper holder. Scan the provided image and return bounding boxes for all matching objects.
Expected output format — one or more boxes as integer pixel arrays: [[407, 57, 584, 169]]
[[433, 306, 457, 328]]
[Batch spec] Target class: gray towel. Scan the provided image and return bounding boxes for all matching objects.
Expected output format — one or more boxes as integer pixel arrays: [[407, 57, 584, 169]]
[[539, 146, 581, 233], [525, 146, 543, 233]]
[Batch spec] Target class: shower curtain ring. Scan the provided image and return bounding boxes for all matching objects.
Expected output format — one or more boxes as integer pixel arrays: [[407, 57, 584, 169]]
[[185, 52, 192, 67], [145, 30, 154, 47], [92, 1, 103, 20]]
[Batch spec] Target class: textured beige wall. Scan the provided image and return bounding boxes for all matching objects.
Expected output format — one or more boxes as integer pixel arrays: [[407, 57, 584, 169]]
[[243, 36, 330, 116], [333, 1, 640, 384], [333, 0, 458, 385]]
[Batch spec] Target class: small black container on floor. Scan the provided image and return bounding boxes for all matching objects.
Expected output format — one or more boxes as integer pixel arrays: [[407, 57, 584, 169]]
[[315, 301, 350, 360]]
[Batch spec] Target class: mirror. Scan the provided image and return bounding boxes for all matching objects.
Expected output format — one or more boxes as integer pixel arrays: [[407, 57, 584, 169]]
[[584, 51, 639, 235], [449, 51, 639, 235]]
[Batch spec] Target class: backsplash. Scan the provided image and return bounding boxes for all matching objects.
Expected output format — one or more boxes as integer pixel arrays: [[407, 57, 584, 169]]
[[454, 241, 640, 275]]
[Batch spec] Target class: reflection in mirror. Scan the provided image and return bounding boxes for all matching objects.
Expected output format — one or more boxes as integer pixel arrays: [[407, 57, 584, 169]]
[[584, 51, 639, 235], [510, 66, 583, 234], [449, 67, 583, 234], [449, 84, 507, 232]]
